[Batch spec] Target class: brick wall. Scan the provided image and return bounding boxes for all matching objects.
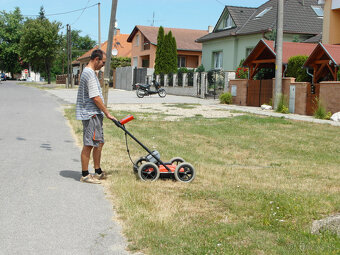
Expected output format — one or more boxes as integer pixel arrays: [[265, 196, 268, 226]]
[[319, 82, 340, 113], [228, 79, 248, 106]]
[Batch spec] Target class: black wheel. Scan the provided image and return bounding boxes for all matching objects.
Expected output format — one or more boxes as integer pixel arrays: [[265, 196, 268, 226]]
[[133, 157, 147, 173], [138, 162, 160, 182], [170, 157, 185, 166], [174, 163, 196, 183], [158, 88, 166, 98], [136, 88, 145, 98]]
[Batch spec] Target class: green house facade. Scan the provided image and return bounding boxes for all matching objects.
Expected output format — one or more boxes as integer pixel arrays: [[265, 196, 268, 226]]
[[197, 0, 323, 71]]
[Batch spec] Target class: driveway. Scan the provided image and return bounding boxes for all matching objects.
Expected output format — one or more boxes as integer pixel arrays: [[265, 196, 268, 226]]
[[0, 81, 129, 254]]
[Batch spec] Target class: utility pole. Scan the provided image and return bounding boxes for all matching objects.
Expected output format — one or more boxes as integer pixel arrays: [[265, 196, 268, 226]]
[[66, 24, 70, 88], [98, 2, 101, 49], [103, 0, 118, 106], [274, 0, 283, 109]]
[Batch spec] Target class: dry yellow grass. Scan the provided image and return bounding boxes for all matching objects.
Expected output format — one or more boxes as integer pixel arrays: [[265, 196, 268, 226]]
[[65, 107, 340, 255]]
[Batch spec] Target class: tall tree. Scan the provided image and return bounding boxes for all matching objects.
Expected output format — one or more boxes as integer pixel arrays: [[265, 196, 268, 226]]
[[20, 16, 61, 84], [0, 7, 24, 76], [52, 30, 96, 76], [154, 26, 165, 74], [169, 31, 178, 73]]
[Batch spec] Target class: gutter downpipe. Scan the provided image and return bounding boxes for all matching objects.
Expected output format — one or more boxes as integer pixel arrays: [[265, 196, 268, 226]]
[[283, 64, 288, 77], [305, 67, 314, 85]]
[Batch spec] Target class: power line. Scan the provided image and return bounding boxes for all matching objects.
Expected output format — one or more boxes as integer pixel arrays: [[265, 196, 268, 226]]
[[23, 3, 98, 17], [71, 0, 93, 26], [215, 0, 226, 5]]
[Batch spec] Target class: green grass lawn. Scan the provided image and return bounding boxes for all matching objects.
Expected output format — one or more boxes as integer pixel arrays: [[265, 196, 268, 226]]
[[65, 107, 340, 255]]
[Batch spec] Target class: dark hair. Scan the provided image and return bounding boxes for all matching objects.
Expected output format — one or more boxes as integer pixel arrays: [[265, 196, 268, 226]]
[[90, 49, 103, 60]]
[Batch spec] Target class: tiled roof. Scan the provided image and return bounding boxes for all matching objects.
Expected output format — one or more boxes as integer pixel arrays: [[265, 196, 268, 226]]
[[77, 32, 131, 61], [244, 39, 316, 66], [127, 25, 208, 51], [197, 0, 323, 43], [305, 43, 340, 66], [263, 40, 317, 63], [303, 33, 322, 43]]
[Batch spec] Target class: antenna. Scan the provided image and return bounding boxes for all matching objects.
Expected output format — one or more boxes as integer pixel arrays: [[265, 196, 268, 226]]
[[147, 11, 162, 26]]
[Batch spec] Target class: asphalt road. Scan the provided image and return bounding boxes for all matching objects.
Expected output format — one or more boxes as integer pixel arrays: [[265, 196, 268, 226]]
[[0, 81, 129, 255]]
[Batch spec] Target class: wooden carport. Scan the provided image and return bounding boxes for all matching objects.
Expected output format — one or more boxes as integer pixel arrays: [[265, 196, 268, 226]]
[[243, 39, 316, 80], [242, 40, 316, 107], [304, 43, 340, 84]]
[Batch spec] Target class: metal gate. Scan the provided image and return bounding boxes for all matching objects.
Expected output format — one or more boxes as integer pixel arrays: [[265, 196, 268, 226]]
[[133, 67, 147, 87], [247, 79, 273, 106]]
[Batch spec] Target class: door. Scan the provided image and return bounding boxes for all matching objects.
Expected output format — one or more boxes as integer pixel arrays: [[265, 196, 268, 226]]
[[289, 85, 296, 113]]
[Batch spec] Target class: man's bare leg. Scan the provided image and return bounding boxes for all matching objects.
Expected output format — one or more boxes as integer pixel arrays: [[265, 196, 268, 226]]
[[81, 146, 93, 172], [93, 143, 104, 170]]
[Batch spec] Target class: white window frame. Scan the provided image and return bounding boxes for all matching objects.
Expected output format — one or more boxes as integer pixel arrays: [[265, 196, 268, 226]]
[[135, 34, 139, 46], [178, 56, 186, 67], [213, 51, 223, 70], [225, 15, 233, 29], [133, 57, 138, 67], [311, 5, 324, 17], [255, 7, 272, 18]]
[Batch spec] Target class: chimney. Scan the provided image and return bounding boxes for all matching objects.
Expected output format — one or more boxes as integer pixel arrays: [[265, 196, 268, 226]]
[[208, 25, 213, 33], [115, 28, 120, 36]]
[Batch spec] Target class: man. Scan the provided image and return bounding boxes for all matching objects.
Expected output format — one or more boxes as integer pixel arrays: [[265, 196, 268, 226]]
[[76, 49, 117, 184]]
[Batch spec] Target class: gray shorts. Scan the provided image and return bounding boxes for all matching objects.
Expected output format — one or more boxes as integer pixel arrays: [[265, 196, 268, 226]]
[[82, 114, 104, 147]]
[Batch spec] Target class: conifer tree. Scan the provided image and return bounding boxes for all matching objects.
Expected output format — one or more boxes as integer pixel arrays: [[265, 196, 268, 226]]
[[154, 26, 165, 74]]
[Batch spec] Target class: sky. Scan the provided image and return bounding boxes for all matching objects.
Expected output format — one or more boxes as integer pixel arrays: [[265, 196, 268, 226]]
[[1, 0, 268, 43]]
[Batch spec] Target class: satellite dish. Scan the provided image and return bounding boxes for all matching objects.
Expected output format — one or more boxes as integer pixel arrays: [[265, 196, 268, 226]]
[[112, 48, 118, 56]]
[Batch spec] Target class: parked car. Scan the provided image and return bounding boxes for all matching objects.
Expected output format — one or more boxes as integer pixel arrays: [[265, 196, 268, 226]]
[[0, 73, 6, 81]]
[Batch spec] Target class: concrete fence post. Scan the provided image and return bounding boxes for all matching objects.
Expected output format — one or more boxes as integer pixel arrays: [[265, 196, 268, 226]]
[[173, 74, 177, 87], [156, 75, 160, 84], [164, 74, 168, 87], [201, 72, 207, 99], [193, 72, 198, 90], [183, 73, 188, 87]]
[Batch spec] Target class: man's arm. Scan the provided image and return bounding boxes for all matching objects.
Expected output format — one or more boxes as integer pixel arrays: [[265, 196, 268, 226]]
[[92, 96, 116, 121]]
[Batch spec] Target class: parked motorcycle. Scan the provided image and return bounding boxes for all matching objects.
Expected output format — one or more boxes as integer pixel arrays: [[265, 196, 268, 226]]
[[136, 80, 166, 98]]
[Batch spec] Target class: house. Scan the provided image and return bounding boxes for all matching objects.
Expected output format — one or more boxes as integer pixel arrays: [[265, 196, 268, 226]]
[[320, 0, 340, 44], [77, 29, 131, 73], [196, 0, 323, 71], [127, 25, 208, 69]]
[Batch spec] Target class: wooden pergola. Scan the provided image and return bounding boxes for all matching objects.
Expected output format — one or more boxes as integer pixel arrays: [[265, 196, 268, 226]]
[[243, 39, 316, 80], [304, 43, 340, 84]]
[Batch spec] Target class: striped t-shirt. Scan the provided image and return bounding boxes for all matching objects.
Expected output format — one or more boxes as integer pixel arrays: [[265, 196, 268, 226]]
[[75, 67, 104, 120]]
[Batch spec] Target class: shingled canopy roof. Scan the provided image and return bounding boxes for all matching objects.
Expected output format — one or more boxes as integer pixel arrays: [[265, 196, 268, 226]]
[[197, 0, 323, 43], [243, 39, 316, 79], [304, 43, 340, 83], [127, 25, 208, 51]]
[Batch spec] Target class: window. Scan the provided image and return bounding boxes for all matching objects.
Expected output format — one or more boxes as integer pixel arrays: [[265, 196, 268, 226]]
[[178, 56, 186, 67], [246, 47, 254, 57], [213, 51, 223, 69], [135, 35, 139, 46], [225, 15, 233, 29], [143, 37, 150, 50], [133, 57, 138, 67], [311, 6, 323, 17], [255, 7, 272, 18]]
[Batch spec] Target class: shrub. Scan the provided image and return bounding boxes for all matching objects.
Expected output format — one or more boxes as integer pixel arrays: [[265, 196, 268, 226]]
[[195, 64, 205, 73], [314, 98, 332, 120], [276, 94, 289, 114], [219, 92, 233, 104], [286, 55, 311, 82], [236, 59, 248, 79]]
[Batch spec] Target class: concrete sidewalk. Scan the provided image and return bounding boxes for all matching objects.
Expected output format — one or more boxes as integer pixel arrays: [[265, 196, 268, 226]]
[[0, 82, 130, 254], [46, 88, 340, 127]]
